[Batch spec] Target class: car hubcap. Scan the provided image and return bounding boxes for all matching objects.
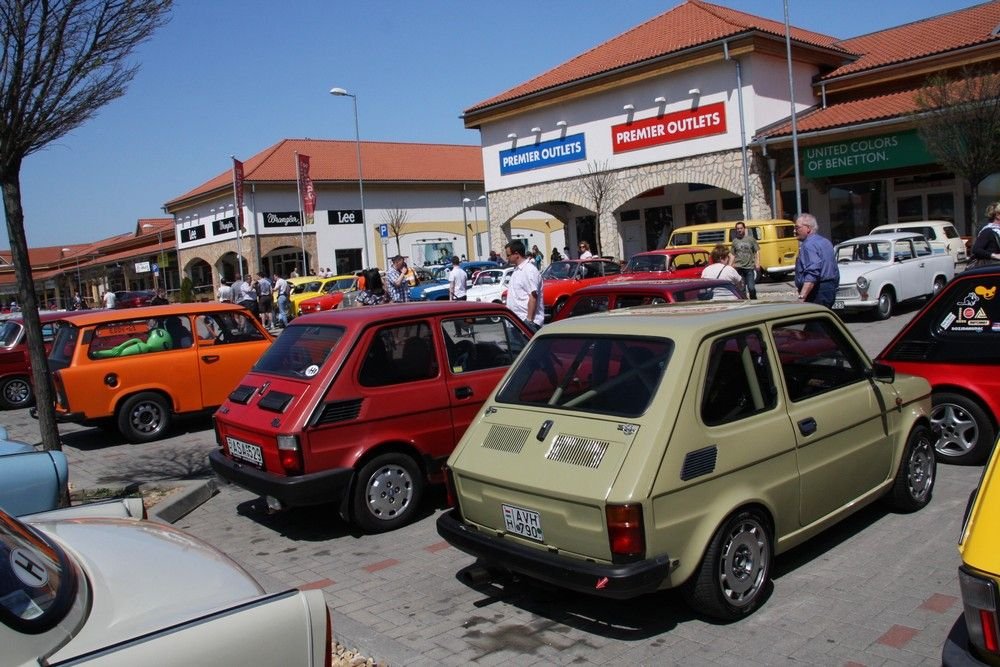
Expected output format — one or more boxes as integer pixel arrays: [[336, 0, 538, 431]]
[[878, 294, 891, 317], [130, 402, 162, 434], [931, 403, 978, 458], [4, 379, 30, 406], [718, 518, 768, 606], [907, 435, 935, 501], [365, 464, 413, 520]]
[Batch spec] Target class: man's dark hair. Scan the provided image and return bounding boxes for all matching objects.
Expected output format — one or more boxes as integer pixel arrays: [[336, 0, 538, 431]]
[[506, 240, 526, 257]]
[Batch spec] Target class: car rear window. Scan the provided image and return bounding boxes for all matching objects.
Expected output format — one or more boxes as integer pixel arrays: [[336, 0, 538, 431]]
[[496, 335, 672, 417], [668, 232, 693, 246], [48, 324, 79, 369], [253, 324, 345, 378]]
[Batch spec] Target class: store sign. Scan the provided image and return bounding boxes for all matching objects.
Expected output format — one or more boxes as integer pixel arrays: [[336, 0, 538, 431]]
[[263, 211, 302, 228], [134, 261, 151, 274], [212, 216, 238, 235], [329, 209, 363, 224], [803, 130, 935, 178], [611, 102, 727, 153], [499, 133, 586, 175], [182, 225, 206, 243]]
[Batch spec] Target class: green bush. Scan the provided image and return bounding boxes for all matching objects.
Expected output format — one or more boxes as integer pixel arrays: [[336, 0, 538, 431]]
[[179, 277, 194, 303]]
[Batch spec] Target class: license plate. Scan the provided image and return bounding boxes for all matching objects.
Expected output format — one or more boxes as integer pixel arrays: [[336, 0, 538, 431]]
[[226, 436, 263, 468], [832, 300, 844, 309], [502, 503, 544, 542]]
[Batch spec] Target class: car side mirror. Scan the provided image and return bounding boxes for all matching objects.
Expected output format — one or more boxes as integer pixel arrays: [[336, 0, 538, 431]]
[[867, 362, 895, 383]]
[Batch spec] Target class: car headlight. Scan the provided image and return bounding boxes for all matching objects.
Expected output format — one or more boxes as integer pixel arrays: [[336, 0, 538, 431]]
[[856, 276, 869, 291]]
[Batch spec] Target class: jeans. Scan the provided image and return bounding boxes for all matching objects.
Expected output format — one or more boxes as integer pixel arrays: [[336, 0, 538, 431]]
[[806, 280, 838, 308], [277, 294, 290, 327], [736, 267, 757, 299]]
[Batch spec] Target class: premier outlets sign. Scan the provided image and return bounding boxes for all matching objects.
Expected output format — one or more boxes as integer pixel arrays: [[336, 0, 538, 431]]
[[499, 133, 586, 175], [611, 102, 727, 153]]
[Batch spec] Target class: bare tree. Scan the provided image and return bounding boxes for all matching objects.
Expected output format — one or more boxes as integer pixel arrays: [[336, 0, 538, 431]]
[[383, 207, 408, 255], [577, 160, 622, 256], [0, 0, 172, 450], [914, 67, 1000, 234]]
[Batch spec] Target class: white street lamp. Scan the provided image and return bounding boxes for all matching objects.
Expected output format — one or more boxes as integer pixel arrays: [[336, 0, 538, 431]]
[[330, 87, 371, 269], [478, 195, 490, 257]]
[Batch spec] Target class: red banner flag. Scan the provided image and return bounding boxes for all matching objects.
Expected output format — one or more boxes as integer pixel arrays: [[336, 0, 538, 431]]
[[232, 158, 246, 232], [297, 153, 316, 225]]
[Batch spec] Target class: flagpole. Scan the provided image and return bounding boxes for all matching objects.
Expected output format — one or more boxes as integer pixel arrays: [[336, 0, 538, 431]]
[[294, 152, 307, 275], [231, 155, 245, 279], [783, 0, 803, 216]]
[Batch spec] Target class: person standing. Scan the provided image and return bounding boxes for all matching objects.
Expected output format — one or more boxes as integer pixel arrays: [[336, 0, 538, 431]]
[[217, 280, 232, 303], [149, 289, 169, 305], [256, 273, 273, 328], [793, 213, 839, 308], [730, 222, 761, 299], [237, 274, 259, 321], [102, 290, 115, 309], [578, 241, 593, 259], [505, 240, 544, 332], [701, 244, 745, 294], [970, 201, 1000, 267], [385, 255, 410, 303], [273, 273, 290, 328], [448, 256, 468, 301], [531, 245, 543, 269]]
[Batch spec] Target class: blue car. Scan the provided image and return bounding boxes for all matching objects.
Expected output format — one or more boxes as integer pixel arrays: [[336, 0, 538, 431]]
[[409, 261, 503, 301], [0, 425, 69, 515]]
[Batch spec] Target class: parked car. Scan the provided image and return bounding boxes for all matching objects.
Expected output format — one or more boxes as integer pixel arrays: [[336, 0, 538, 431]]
[[466, 267, 516, 304], [870, 220, 967, 264], [297, 274, 359, 315], [0, 312, 70, 409], [942, 439, 1000, 666], [409, 261, 502, 301], [0, 425, 68, 515], [616, 249, 711, 281], [209, 302, 533, 533], [289, 274, 356, 318], [552, 278, 743, 322], [834, 232, 954, 320], [877, 264, 1000, 464], [438, 301, 935, 620], [541, 258, 623, 319], [43, 303, 273, 442], [113, 289, 158, 309], [1, 501, 331, 665], [667, 219, 798, 278]]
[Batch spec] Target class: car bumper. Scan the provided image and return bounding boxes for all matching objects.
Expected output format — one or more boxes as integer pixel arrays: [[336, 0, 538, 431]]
[[436, 508, 672, 600], [208, 450, 354, 507], [942, 614, 994, 666]]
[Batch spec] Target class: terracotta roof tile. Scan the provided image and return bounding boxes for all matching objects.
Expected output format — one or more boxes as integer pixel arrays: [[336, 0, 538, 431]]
[[166, 139, 483, 209], [758, 87, 924, 138], [466, 0, 842, 114], [825, 1, 1000, 79]]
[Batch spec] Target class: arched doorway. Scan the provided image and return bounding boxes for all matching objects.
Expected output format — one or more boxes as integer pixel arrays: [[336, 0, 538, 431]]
[[263, 246, 310, 278], [186, 258, 213, 299]]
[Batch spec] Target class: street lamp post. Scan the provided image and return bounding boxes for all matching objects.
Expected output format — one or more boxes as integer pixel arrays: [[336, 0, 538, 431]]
[[463, 197, 484, 259], [461, 199, 471, 260], [61, 248, 82, 304], [330, 87, 371, 269], [142, 223, 164, 292], [478, 195, 490, 257]]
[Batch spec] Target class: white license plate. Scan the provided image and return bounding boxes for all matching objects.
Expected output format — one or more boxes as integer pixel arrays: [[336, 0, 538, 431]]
[[502, 504, 544, 542], [227, 437, 263, 468], [832, 300, 844, 309]]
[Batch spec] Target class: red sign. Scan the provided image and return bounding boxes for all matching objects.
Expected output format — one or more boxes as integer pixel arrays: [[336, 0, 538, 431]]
[[296, 153, 316, 225], [232, 158, 245, 232], [611, 102, 727, 153]]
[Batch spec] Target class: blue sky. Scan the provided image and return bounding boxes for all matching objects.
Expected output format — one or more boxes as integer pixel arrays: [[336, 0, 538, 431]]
[[11, 0, 983, 249]]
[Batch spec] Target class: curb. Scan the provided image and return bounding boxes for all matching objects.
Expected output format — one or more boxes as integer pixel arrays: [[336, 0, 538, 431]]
[[149, 478, 218, 524]]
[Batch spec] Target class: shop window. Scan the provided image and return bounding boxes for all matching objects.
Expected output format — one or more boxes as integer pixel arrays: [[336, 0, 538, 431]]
[[686, 200, 717, 225], [779, 190, 810, 221], [828, 181, 885, 244], [643, 206, 673, 250]]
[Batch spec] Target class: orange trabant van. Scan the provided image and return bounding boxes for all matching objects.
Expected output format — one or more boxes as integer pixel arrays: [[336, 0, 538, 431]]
[[45, 303, 272, 442]]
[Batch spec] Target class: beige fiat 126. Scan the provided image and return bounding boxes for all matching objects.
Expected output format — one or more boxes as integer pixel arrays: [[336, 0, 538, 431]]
[[437, 302, 936, 620]]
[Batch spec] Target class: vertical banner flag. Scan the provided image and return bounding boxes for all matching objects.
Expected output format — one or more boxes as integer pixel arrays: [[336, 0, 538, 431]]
[[232, 158, 246, 233], [297, 153, 316, 225]]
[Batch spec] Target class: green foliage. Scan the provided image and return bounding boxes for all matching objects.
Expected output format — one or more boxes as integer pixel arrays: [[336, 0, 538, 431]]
[[179, 277, 194, 303]]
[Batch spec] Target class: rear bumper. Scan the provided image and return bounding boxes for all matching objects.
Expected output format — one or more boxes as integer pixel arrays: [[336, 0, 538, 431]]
[[209, 450, 354, 507], [942, 614, 992, 666], [436, 508, 671, 600]]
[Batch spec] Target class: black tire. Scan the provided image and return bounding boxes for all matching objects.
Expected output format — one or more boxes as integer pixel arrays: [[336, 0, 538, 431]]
[[0, 375, 33, 409], [888, 423, 936, 512], [552, 298, 568, 317], [931, 392, 995, 465], [351, 453, 423, 533], [874, 288, 895, 320], [931, 276, 947, 297], [682, 509, 772, 620], [116, 392, 172, 443]]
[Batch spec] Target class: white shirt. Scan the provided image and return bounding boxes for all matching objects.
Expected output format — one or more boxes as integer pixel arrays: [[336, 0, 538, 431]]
[[579, 250, 593, 259], [449, 266, 468, 299], [506, 259, 544, 326], [103, 291, 116, 309], [701, 263, 744, 289]]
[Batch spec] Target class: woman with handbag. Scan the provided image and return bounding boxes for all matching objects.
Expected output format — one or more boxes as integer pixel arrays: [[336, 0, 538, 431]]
[[970, 201, 1000, 268]]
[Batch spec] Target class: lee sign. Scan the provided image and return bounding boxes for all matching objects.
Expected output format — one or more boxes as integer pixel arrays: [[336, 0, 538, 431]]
[[612, 102, 727, 153]]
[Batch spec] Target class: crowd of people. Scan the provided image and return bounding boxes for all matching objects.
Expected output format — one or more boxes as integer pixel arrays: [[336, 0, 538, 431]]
[[217, 271, 291, 329]]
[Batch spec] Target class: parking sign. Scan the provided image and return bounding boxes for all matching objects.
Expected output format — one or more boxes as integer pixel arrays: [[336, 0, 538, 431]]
[[379, 223, 389, 238]]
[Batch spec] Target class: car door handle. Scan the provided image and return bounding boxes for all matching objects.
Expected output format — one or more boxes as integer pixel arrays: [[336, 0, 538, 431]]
[[455, 386, 473, 399], [201, 355, 220, 363], [798, 417, 817, 436]]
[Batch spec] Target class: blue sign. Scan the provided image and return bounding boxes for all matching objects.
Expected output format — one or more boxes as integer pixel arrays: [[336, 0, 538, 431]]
[[499, 133, 586, 175], [379, 223, 389, 238]]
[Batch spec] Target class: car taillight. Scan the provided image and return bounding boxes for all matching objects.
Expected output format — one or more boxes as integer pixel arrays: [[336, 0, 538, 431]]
[[501, 289, 508, 300], [959, 567, 1000, 656], [212, 416, 224, 449], [52, 372, 67, 409], [277, 434, 303, 475], [606, 504, 644, 561], [443, 466, 459, 514]]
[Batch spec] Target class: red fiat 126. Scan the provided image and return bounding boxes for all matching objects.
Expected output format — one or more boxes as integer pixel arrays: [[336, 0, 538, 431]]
[[209, 302, 533, 533]]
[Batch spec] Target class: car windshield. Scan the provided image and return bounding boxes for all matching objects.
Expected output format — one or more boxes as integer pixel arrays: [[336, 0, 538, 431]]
[[252, 324, 345, 379], [431, 267, 450, 281], [292, 280, 323, 294], [0, 321, 21, 347], [625, 255, 668, 272], [472, 270, 505, 286], [321, 278, 356, 294], [542, 261, 578, 280], [0, 510, 75, 632], [496, 335, 672, 417], [836, 241, 891, 262]]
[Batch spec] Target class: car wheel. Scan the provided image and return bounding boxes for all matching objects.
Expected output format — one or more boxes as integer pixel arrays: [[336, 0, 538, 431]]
[[552, 298, 568, 317], [682, 509, 772, 620], [874, 288, 895, 320], [887, 423, 936, 512], [116, 392, 172, 443], [931, 276, 947, 297], [351, 453, 423, 533], [931, 392, 995, 465], [0, 375, 33, 409]]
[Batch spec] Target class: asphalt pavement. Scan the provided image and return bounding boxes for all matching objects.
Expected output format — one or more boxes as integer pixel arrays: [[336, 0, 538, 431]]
[[2, 284, 975, 666]]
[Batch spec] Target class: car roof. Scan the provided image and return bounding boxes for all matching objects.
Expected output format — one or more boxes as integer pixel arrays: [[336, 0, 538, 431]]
[[5, 311, 84, 324], [552, 258, 617, 264], [53, 302, 255, 326], [291, 300, 513, 327], [838, 232, 925, 243], [575, 278, 730, 295], [871, 221, 954, 229]]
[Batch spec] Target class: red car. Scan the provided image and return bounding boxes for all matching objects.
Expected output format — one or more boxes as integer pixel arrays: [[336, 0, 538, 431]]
[[209, 302, 533, 533], [0, 312, 72, 409], [551, 278, 744, 322], [296, 275, 359, 315], [542, 258, 622, 320], [616, 248, 712, 281], [877, 265, 1000, 464], [114, 289, 158, 309]]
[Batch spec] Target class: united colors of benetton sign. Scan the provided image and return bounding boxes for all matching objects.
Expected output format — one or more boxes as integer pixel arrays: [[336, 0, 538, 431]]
[[612, 102, 727, 153]]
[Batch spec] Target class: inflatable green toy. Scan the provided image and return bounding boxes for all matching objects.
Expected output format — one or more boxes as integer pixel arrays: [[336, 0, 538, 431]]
[[92, 328, 173, 358]]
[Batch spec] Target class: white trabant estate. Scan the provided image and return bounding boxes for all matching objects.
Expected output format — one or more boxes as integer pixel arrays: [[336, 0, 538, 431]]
[[834, 232, 954, 320], [466, 267, 515, 304]]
